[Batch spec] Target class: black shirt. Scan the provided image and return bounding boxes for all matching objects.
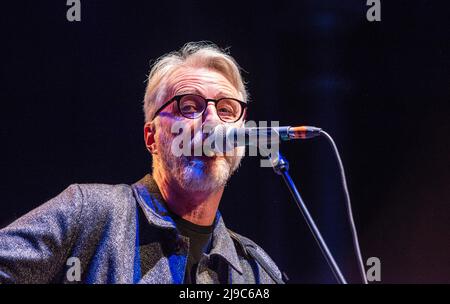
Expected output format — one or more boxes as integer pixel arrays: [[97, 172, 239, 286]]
[[170, 212, 213, 284]]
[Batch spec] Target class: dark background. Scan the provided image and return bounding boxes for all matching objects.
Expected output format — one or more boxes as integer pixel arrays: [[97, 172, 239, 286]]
[[1, 0, 449, 283]]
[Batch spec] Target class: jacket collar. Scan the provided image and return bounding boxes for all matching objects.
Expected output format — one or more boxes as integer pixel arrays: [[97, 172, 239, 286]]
[[131, 174, 243, 274]]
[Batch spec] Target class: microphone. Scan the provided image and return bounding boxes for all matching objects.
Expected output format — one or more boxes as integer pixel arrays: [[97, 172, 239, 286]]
[[209, 125, 322, 152], [208, 124, 368, 284]]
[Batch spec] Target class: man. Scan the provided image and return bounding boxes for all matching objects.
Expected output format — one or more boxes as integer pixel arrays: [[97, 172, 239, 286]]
[[0, 42, 284, 284]]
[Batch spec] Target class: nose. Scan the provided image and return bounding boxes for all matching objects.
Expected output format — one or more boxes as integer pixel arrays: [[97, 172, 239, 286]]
[[202, 101, 221, 124]]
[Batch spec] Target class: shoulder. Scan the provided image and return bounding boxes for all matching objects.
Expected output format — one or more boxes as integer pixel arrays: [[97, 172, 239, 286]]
[[74, 182, 136, 219], [76, 182, 134, 205], [228, 229, 285, 284], [34, 182, 136, 227]]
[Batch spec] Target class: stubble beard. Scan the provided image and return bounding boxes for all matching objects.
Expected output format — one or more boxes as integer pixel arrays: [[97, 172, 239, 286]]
[[153, 124, 244, 194]]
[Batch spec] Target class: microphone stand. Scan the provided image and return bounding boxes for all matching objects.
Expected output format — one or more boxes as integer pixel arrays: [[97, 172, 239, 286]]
[[270, 151, 348, 284]]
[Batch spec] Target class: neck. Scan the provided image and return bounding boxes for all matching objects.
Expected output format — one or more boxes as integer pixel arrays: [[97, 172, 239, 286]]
[[153, 168, 224, 226]]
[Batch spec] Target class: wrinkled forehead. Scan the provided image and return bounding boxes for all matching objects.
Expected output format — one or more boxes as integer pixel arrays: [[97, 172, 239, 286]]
[[165, 67, 243, 101]]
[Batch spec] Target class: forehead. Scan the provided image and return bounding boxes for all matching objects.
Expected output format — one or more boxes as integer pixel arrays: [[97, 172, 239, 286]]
[[167, 67, 241, 99]]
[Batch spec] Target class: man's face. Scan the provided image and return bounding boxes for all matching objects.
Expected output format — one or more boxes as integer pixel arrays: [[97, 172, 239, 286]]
[[152, 67, 246, 193]]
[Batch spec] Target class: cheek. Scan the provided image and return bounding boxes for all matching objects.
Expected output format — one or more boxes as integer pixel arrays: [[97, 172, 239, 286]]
[[155, 120, 175, 146], [231, 118, 246, 128], [161, 119, 202, 148], [161, 118, 191, 135]]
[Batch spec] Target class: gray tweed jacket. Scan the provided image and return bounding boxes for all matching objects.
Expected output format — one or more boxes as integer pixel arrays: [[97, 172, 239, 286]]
[[0, 174, 284, 284]]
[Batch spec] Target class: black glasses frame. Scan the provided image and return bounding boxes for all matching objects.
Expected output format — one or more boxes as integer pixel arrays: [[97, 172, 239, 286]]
[[152, 94, 248, 122]]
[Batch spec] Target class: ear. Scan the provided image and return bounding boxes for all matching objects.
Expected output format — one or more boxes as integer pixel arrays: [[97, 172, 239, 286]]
[[144, 121, 157, 154]]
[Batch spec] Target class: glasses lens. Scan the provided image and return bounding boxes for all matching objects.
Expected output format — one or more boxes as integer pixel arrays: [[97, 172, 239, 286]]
[[216, 99, 243, 122], [179, 95, 206, 118]]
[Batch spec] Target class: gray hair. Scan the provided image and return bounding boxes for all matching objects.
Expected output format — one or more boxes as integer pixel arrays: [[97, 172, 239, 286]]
[[143, 41, 249, 122]]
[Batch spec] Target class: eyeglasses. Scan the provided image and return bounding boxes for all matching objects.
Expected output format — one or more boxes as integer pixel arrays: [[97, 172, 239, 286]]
[[152, 94, 248, 123]]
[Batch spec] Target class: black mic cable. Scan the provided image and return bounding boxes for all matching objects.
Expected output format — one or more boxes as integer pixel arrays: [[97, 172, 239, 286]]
[[210, 124, 368, 283], [319, 129, 368, 284]]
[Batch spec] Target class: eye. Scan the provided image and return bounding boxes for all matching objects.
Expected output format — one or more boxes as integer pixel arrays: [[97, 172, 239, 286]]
[[180, 101, 200, 113], [179, 95, 205, 116], [217, 105, 234, 114], [217, 99, 240, 118]]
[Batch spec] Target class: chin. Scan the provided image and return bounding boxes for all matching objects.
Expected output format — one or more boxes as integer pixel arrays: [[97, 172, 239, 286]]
[[178, 157, 231, 193]]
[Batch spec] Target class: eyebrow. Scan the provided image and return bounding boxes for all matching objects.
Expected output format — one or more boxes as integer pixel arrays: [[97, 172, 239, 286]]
[[174, 87, 238, 100], [175, 88, 201, 95]]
